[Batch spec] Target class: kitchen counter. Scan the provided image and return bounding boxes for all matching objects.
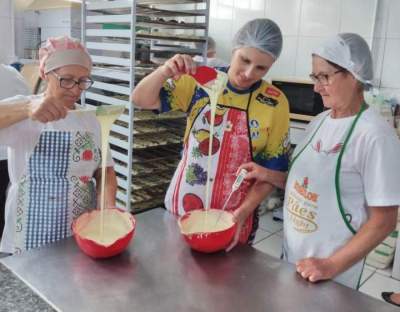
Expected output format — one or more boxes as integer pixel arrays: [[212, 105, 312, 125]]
[[1, 208, 398, 312]]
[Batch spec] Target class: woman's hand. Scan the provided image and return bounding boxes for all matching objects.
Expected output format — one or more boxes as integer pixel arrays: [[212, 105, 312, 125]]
[[238, 162, 269, 183], [296, 257, 338, 283], [30, 95, 68, 123], [225, 207, 248, 252], [238, 162, 287, 189], [159, 54, 196, 80]]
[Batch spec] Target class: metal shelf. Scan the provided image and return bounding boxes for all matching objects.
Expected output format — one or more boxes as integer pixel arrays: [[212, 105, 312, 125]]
[[83, 0, 209, 212]]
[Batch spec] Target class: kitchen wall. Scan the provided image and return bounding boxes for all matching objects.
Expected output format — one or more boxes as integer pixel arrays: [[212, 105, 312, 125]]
[[372, 0, 400, 98], [13, 6, 81, 61], [0, 0, 15, 63], [209, 0, 400, 98]]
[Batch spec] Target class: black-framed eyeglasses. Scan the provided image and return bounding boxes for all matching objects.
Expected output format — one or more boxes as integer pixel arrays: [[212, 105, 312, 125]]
[[51, 71, 93, 90], [309, 70, 343, 86]]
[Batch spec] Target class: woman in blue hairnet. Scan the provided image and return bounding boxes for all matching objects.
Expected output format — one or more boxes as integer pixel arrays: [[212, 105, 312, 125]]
[[239, 33, 400, 289], [132, 19, 290, 249]]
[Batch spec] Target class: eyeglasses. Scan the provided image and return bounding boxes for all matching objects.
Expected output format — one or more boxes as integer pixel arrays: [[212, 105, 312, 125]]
[[309, 70, 343, 86], [51, 71, 93, 90]]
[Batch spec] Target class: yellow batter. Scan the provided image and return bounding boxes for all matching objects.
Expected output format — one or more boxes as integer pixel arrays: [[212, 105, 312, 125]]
[[180, 209, 234, 234], [200, 71, 228, 210], [95, 104, 125, 239], [77, 209, 133, 246]]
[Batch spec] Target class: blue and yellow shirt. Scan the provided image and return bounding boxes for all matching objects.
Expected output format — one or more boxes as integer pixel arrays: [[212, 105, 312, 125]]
[[159, 68, 290, 171]]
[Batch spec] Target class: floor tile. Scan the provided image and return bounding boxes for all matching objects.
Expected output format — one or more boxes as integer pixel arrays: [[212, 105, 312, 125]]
[[253, 233, 283, 259], [376, 265, 393, 278], [359, 272, 400, 301], [253, 228, 272, 244], [359, 266, 376, 287], [258, 212, 283, 233], [275, 230, 283, 237]]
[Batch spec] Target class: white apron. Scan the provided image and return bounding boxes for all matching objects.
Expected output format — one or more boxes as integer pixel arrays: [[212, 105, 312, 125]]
[[283, 105, 367, 289], [165, 94, 257, 243], [13, 129, 100, 253]]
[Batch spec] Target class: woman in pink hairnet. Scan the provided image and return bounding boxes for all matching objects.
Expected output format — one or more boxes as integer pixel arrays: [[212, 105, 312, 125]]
[[0, 36, 117, 254]]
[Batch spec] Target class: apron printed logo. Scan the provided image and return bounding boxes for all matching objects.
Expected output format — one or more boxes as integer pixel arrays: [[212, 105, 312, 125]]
[[287, 177, 319, 233], [265, 87, 281, 97], [183, 193, 204, 211], [186, 163, 207, 186], [193, 129, 220, 156], [312, 139, 343, 155], [250, 119, 260, 139], [256, 93, 278, 107]]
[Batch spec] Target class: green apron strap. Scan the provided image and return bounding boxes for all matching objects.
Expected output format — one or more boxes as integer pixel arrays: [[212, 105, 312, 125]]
[[335, 102, 368, 234]]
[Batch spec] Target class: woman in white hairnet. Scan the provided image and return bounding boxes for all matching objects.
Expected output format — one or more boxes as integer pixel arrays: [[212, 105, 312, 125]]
[[239, 33, 400, 289], [132, 19, 290, 250]]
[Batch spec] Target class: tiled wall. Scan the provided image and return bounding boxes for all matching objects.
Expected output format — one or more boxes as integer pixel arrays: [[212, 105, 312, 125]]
[[0, 0, 15, 63], [209, 0, 381, 81], [372, 0, 400, 97]]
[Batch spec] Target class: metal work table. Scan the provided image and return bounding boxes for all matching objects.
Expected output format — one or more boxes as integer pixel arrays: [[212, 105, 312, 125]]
[[1, 208, 397, 312]]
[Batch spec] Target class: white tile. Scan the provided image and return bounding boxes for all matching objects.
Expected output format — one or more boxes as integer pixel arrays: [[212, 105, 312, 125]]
[[387, 0, 400, 38], [231, 0, 266, 36], [0, 17, 14, 63], [340, 0, 376, 38], [258, 211, 283, 233], [373, 0, 390, 39], [267, 0, 302, 36], [37, 8, 71, 28], [209, 0, 234, 63], [371, 37, 386, 86], [267, 35, 298, 79], [253, 228, 272, 244], [253, 233, 283, 259], [299, 0, 341, 37], [0, 0, 11, 18], [359, 266, 376, 286], [381, 39, 400, 88], [376, 266, 393, 278], [360, 272, 400, 301], [294, 36, 326, 79]]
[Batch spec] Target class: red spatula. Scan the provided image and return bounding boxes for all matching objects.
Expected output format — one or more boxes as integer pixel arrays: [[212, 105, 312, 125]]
[[190, 66, 218, 85]]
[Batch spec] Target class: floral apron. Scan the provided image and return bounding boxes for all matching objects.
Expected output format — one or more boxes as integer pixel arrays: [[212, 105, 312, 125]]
[[283, 105, 367, 289], [14, 129, 100, 253], [165, 94, 256, 243]]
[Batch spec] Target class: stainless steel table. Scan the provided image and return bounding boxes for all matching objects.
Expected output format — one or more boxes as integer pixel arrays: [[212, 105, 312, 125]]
[[1, 208, 397, 312]]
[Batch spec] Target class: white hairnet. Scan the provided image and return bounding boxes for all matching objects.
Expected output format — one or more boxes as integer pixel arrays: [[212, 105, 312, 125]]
[[313, 33, 373, 88], [232, 18, 283, 60]]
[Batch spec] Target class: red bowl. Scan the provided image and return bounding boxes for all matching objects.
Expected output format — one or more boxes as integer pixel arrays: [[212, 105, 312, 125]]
[[178, 209, 237, 253], [72, 208, 136, 259]]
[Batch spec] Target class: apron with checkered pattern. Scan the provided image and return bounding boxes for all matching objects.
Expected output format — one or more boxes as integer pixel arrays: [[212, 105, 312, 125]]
[[13, 130, 100, 253]]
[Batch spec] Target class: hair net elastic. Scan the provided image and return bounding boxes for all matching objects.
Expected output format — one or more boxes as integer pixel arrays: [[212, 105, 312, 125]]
[[312, 33, 373, 88], [39, 36, 92, 79], [232, 18, 283, 60]]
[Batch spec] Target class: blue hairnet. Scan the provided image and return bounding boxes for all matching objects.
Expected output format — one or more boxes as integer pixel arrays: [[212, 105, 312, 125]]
[[232, 18, 283, 60]]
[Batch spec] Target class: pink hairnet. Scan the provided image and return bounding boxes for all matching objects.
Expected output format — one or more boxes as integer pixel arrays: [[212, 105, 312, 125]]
[[39, 36, 92, 79]]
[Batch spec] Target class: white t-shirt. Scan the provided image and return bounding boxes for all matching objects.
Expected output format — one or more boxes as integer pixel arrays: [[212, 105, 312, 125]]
[[297, 107, 400, 225], [0, 94, 115, 253], [0, 64, 30, 160]]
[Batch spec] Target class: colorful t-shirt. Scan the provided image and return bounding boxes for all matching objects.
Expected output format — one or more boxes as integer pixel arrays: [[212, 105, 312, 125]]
[[159, 68, 290, 171]]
